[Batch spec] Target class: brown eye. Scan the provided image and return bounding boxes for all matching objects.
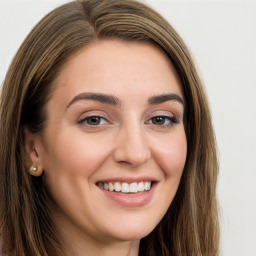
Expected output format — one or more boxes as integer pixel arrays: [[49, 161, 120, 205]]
[[78, 116, 107, 126], [148, 115, 178, 126], [151, 116, 166, 125]]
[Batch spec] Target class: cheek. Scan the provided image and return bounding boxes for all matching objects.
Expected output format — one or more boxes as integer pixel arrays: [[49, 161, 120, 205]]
[[40, 132, 113, 213], [154, 132, 187, 179], [43, 131, 111, 172]]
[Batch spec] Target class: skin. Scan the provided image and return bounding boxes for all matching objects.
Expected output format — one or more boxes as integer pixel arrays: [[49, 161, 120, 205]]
[[25, 40, 187, 256]]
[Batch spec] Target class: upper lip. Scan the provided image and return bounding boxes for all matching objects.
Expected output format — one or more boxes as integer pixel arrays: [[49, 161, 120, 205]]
[[96, 176, 159, 184]]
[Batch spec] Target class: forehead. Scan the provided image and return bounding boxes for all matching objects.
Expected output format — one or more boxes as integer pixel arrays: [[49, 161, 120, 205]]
[[52, 40, 183, 103]]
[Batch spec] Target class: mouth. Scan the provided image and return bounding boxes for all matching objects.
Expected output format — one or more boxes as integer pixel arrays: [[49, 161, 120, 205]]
[[96, 181, 153, 194], [96, 178, 158, 207]]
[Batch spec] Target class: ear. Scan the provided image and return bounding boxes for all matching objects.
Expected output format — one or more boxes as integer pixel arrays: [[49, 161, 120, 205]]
[[23, 126, 44, 177]]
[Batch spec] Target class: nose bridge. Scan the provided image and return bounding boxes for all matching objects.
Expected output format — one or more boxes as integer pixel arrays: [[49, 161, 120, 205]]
[[113, 117, 151, 166]]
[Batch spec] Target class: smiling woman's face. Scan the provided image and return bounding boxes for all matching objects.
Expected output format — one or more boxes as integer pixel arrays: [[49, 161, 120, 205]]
[[28, 40, 187, 245]]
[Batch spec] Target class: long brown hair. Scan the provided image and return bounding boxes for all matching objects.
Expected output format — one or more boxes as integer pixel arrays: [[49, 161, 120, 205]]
[[0, 0, 219, 255]]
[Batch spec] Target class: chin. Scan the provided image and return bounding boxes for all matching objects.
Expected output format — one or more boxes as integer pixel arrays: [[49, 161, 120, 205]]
[[102, 218, 159, 242]]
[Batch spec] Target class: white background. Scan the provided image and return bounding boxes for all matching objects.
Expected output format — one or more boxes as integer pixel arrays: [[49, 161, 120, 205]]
[[0, 0, 255, 255]]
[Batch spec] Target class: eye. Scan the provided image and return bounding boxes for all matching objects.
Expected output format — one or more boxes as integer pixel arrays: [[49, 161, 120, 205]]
[[78, 116, 108, 126], [148, 115, 178, 126]]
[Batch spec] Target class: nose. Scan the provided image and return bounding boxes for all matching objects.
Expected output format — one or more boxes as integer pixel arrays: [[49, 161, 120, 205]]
[[113, 124, 151, 167]]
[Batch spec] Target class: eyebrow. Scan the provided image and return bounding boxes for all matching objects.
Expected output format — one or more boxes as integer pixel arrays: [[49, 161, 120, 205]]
[[66, 92, 184, 109], [148, 93, 184, 105], [66, 92, 122, 109]]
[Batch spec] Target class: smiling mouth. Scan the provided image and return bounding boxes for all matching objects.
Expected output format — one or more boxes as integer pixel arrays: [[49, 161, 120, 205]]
[[97, 181, 152, 194]]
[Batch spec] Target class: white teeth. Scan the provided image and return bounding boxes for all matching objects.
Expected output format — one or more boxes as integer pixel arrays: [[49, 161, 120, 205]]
[[98, 181, 152, 193], [138, 182, 144, 192], [103, 183, 109, 190], [121, 182, 129, 193], [109, 182, 114, 192], [144, 181, 151, 191], [129, 182, 138, 193], [114, 182, 121, 192]]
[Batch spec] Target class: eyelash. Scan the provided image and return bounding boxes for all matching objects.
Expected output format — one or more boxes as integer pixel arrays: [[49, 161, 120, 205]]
[[78, 115, 179, 128]]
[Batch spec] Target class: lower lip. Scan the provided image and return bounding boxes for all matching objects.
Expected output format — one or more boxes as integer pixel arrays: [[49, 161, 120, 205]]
[[99, 183, 157, 207]]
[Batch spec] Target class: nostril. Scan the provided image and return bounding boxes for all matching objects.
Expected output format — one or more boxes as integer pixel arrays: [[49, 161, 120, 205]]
[[116, 154, 150, 167], [112, 127, 151, 166]]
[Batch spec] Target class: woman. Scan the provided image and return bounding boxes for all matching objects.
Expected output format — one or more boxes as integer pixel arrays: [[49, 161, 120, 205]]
[[0, 0, 219, 255]]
